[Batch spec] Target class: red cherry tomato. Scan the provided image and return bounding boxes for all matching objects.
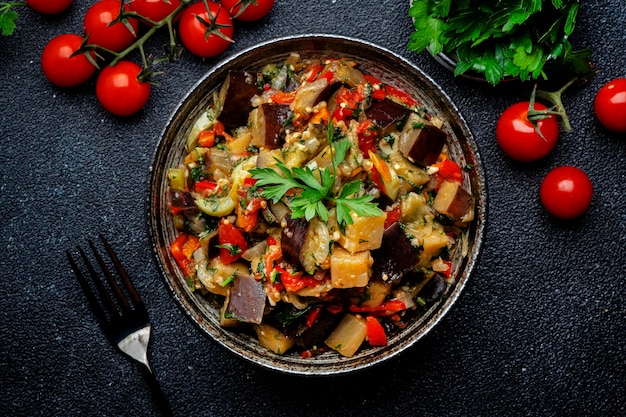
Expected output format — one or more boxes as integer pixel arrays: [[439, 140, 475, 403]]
[[540, 166, 593, 219], [83, 0, 139, 52], [129, 0, 181, 23], [96, 61, 151, 116], [26, 0, 72, 14], [41, 34, 96, 87], [594, 78, 626, 133], [178, 1, 233, 58], [221, 0, 274, 22], [496, 101, 559, 162]]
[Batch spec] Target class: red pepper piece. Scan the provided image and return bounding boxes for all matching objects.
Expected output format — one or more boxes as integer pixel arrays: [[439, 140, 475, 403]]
[[275, 265, 322, 293], [357, 119, 378, 156], [366, 316, 388, 346], [217, 221, 248, 264], [170, 233, 195, 276], [349, 299, 407, 317]]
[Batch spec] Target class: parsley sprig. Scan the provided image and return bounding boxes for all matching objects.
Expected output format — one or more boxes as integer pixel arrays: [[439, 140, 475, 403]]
[[408, 0, 592, 85], [0, 2, 26, 36], [249, 124, 383, 226]]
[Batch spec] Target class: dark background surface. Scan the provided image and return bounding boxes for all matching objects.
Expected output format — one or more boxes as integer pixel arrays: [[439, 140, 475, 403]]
[[1, 1, 624, 416]]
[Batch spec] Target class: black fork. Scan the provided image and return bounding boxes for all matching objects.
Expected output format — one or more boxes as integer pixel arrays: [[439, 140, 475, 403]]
[[66, 235, 173, 417]]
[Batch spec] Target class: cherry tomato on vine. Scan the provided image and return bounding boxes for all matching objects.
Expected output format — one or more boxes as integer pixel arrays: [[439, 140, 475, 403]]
[[178, 1, 234, 58], [594, 78, 626, 133], [96, 61, 151, 116], [41, 34, 96, 87], [129, 0, 181, 23], [221, 0, 274, 22], [496, 101, 560, 162], [83, 0, 139, 52], [26, 0, 72, 14], [540, 166, 593, 220]]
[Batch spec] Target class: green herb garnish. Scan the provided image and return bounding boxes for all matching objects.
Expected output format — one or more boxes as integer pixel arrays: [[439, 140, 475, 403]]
[[250, 122, 383, 227], [0, 2, 26, 36], [408, 0, 592, 85]]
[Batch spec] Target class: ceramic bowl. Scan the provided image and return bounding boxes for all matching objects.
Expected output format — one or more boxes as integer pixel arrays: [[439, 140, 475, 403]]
[[147, 34, 486, 375]]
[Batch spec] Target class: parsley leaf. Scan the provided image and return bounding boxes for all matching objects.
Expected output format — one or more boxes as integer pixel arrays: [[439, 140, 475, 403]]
[[408, 0, 592, 85], [0, 3, 25, 36], [249, 135, 383, 226]]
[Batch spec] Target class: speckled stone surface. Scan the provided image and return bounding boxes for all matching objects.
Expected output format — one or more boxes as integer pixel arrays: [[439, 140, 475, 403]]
[[1, 1, 624, 416]]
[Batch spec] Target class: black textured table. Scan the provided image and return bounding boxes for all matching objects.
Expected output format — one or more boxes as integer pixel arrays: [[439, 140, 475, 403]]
[[1, 1, 624, 416]]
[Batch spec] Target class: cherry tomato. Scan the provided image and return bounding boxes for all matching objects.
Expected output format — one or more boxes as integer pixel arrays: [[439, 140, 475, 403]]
[[178, 1, 233, 58], [496, 101, 559, 162], [26, 0, 72, 14], [96, 61, 151, 116], [221, 0, 274, 22], [83, 0, 139, 52], [41, 34, 96, 87], [129, 0, 181, 23], [540, 166, 593, 219], [594, 78, 626, 133]]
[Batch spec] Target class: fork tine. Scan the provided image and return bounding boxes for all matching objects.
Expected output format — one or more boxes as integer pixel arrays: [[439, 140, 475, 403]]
[[77, 245, 119, 318], [99, 234, 144, 308], [66, 250, 109, 328], [88, 239, 131, 312]]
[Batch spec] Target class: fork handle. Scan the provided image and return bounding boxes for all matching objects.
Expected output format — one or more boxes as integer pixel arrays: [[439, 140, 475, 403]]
[[140, 364, 174, 417]]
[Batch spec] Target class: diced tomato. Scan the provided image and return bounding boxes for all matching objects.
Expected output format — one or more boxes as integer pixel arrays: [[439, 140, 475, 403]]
[[357, 120, 378, 156], [331, 86, 367, 122], [194, 180, 218, 193], [363, 74, 382, 85], [217, 220, 248, 264], [384, 205, 401, 229], [236, 178, 263, 232], [243, 177, 258, 187], [366, 316, 388, 346], [318, 70, 334, 83], [383, 84, 418, 107], [304, 64, 324, 82], [435, 159, 463, 184], [275, 265, 322, 293], [267, 236, 276, 246], [349, 299, 406, 317], [213, 120, 225, 135], [236, 196, 263, 232], [363, 74, 387, 101]]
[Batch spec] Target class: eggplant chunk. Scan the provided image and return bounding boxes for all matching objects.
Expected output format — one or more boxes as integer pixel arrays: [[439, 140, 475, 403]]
[[433, 180, 475, 222], [219, 71, 262, 128], [292, 78, 341, 113], [249, 103, 292, 149], [281, 215, 309, 267], [371, 222, 420, 283], [365, 98, 412, 134], [398, 113, 447, 167], [225, 273, 266, 324]]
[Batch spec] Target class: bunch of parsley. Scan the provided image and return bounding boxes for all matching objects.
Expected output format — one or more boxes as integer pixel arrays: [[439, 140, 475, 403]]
[[408, 0, 592, 85]]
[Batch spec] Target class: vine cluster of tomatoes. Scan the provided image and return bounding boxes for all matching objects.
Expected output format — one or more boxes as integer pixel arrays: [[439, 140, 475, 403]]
[[495, 78, 626, 220], [34, 0, 274, 116]]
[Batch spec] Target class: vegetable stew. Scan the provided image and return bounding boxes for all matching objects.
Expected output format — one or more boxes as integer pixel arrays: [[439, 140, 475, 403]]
[[167, 53, 475, 358]]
